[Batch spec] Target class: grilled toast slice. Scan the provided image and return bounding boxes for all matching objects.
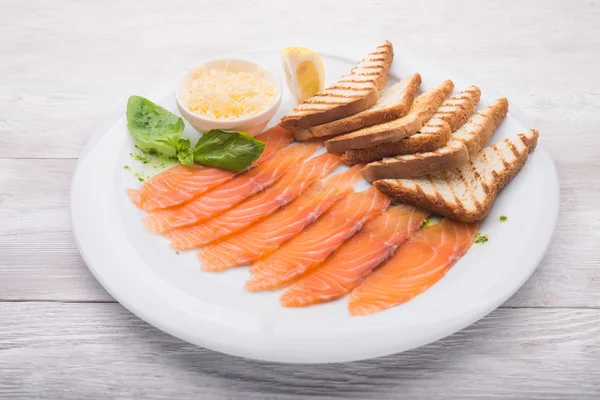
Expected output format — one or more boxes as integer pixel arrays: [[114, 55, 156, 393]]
[[342, 85, 481, 165], [374, 129, 540, 222], [324, 113, 422, 152], [341, 119, 451, 164], [431, 85, 482, 131], [293, 73, 422, 141], [280, 41, 393, 130], [324, 80, 454, 153], [408, 79, 455, 123], [341, 40, 394, 91], [361, 97, 508, 181]]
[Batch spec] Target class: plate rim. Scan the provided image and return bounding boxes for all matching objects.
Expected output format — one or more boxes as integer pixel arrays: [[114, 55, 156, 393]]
[[70, 44, 560, 364]]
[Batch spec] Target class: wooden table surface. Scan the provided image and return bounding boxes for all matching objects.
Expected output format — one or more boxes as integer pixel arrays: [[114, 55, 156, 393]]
[[1, 0, 599, 398]]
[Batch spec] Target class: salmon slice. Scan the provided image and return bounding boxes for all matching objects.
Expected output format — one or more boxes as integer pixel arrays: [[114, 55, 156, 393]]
[[198, 166, 363, 272], [128, 125, 294, 211], [143, 142, 319, 234], [167, 153, 341, 250], [280, 205, 428, 307], [246, 187, 392, 292], [348, 218, 477, 316]]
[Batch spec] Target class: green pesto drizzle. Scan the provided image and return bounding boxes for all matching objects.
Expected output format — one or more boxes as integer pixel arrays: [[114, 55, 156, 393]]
[[474, 232, 489, 244]]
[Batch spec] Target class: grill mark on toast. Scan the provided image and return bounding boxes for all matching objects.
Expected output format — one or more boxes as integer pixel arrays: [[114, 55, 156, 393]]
[[433, 174, 457, 213], [321, 87, 374, 93], [345, 72, 385, 78], [338, 76, 377, 82], [434, 187, 449, 210], [495, 145, 511, 169], [415, 183, 428, 203], [303, 95, 361, 101], [470, 159, 491, 196], [298, 103, 345, 109], [519, 133, 531, 149], [302, 96, 358, 102], [507, 140, 520, 157], [302, 101, 350, 106], [368, 52, 391, 58], [330, 82, 375, 87], [460, 167, 483, 214], [457, 172, 475, 215], [322, 88, 372, 93], [357, 65, 386, 70], [491, 169, 501, 184]]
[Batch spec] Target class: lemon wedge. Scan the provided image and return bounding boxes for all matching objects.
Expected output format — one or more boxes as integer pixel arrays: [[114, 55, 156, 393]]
[[281, 47, 325, 103]]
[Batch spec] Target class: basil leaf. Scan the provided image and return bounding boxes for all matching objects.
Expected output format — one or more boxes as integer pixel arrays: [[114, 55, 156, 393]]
[[193, 130, 265, 172], [126, 97, 265, 172], [176, 137, 194, 167], [126, 95, 184, 150]]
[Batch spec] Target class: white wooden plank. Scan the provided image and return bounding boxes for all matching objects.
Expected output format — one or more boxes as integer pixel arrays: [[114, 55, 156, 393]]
[[0, 304, 598, 399], [0, 231, 109, 301], [0, 159, 73, 235], [1, 0, 600, 396], [1, 0, 599, 159]]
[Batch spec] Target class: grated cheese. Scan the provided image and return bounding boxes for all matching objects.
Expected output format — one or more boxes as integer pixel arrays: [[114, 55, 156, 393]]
[[183, 66, 277, 120]]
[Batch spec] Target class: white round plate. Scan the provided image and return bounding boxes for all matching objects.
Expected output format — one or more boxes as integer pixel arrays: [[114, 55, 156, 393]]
[[71, 45, 559, 364]]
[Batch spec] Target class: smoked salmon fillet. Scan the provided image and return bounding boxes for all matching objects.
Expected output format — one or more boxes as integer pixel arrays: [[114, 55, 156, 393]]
[[280, 205, 428, 307], [167, 152, 341, 250], [348, 218, 477, 316], [143, 142, 319, 234], [128, 125, 294, 211], [198, 166, 363, 272], [246, 187, 392, 292]]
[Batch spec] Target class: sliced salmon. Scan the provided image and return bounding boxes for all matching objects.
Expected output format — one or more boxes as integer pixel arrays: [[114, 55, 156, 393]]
[[128, 125, 294, 211], [143, 142, 319, 234], [167, 152, 341, 250], [280, 205, 428, 307], [245, 187, 392, 292], [348, 218, 477, 316], [198, 166, 363, 272]]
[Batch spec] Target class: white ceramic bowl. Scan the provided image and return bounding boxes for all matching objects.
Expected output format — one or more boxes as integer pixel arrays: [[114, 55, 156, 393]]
[[176, 58, 282, 136]]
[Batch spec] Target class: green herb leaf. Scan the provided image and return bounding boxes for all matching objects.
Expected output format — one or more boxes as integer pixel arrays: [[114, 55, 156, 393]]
[[126, 97, 266, 172], [176, 137, 194, 167], [474, 232, 489, 244], [499, 215, 508, 222], [420, 214, 443, 229], [126, 95, 184, 150], [193, 130, 265, 172]]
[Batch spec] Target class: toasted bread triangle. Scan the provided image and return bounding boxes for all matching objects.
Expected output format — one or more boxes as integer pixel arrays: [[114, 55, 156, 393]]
[[361, 97, 508, 181], [374, 129, 540, 222], [341, 40, 394, 91], [408, 80, 455, 123], [324, 80, 454, 153], [281, 41, 393, 130], [327, 80, 454, 154], [342, 85, 481, 165], [431, 85, 482, 132], [294, 73, 422, 141]]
